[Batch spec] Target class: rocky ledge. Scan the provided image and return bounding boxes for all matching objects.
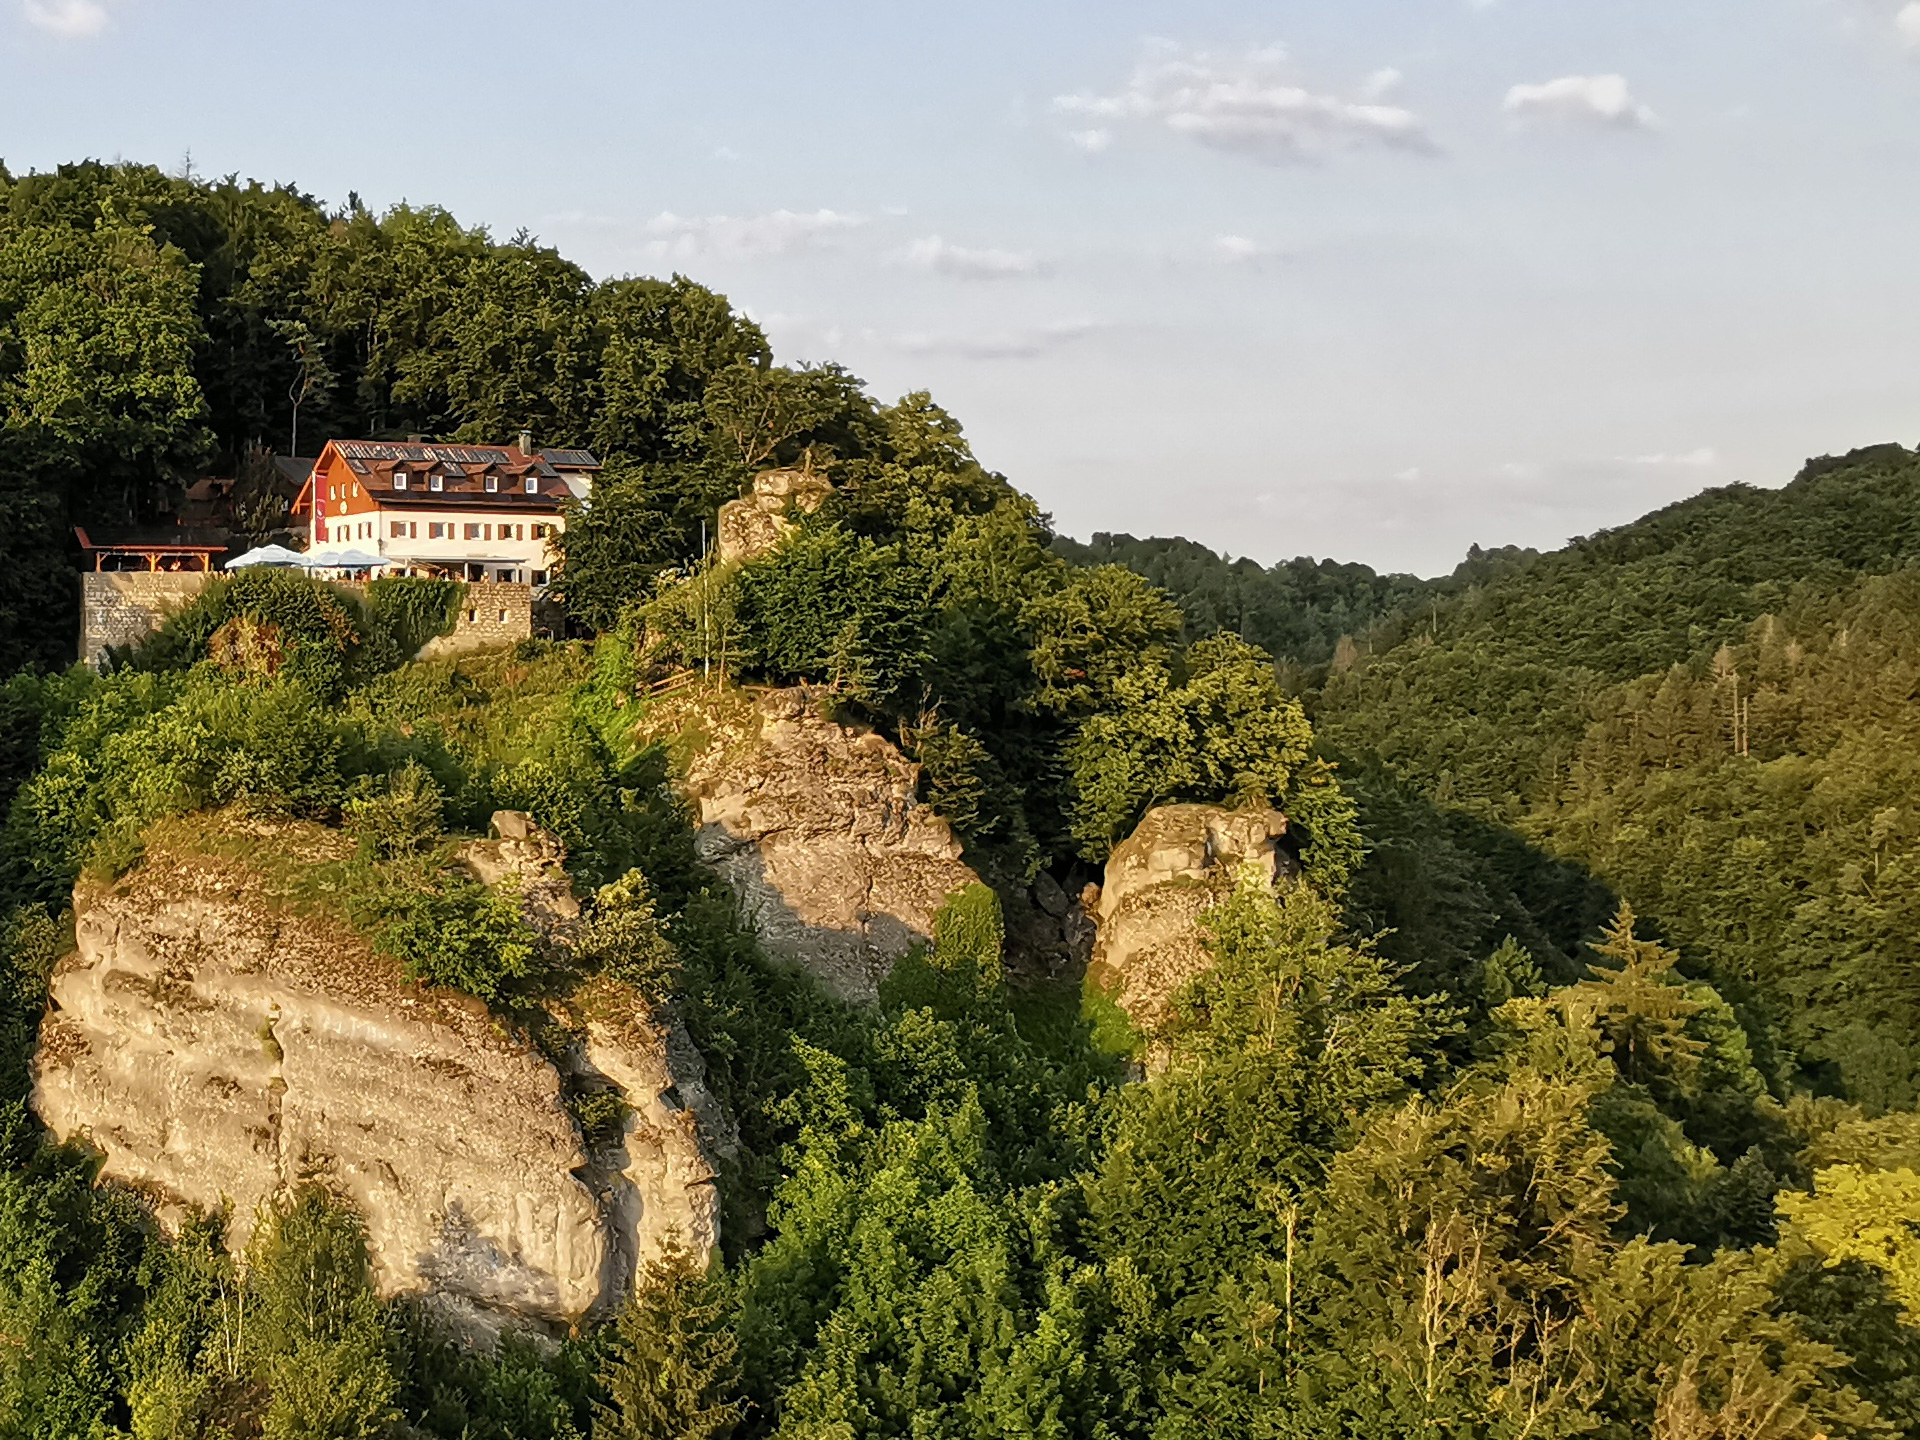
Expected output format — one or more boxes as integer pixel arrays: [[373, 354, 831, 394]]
[[31, 818, 723, 1339]]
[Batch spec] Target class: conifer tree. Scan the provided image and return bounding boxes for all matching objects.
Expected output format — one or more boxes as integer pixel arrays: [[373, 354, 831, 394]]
[[598, 1248, 743, 1440]]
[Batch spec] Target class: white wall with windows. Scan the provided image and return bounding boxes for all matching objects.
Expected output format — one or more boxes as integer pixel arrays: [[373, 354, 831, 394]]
[[358, 507, 564, 583]]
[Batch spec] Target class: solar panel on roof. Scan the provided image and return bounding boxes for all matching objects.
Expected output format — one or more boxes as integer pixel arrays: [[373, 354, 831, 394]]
[[336, 441, 509, 464]]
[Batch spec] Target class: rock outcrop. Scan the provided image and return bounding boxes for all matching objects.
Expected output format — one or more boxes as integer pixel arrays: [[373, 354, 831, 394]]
[[717, 467, 834, 564], [1087, 804, 1295, 1034], [31, 819, 722, 1338], [648, 687, 979, 1002]]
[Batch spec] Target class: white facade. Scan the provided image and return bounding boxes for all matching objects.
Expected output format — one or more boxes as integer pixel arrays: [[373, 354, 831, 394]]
[[315, 506, 564, 583]]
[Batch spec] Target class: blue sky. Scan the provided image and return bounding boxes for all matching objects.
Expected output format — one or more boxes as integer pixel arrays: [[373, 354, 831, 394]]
[[6, 0, 1920, 575]]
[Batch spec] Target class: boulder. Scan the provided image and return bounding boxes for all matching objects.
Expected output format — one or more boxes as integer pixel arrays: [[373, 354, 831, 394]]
[[31, 820, 722, 1338], [716, 468, 834, 564], [1087, 804, 1294, 1036], [658, 687, 979, 1002], [459, 811, 581, 935]]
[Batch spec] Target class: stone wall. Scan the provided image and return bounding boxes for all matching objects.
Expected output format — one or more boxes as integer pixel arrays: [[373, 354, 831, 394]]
[[81, 574, 534, 669], [408, 581, 535, 660], [80, 572, 215, 669]]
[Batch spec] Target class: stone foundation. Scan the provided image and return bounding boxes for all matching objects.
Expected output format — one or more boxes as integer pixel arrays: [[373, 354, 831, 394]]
[[80, 572, 216, 669]]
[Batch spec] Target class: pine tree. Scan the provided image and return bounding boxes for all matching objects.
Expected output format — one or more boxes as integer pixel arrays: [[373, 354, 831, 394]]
[[1575, 903, 1706, 1093], [597, 1248, 743, 1440]]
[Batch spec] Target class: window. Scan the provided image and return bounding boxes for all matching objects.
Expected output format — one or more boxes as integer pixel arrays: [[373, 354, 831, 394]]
[[531, 570, 548, 586], [429, 522, 449, 540], [429, 474, 444, 492], [498, 609, 509, 623], [391, 521, 406, 539], [485, 475, 498, 493], [464, 523, 482, 540], [394, 472, 408, 491], [524, 476, 537, 494], [531, 523, 550, 539]]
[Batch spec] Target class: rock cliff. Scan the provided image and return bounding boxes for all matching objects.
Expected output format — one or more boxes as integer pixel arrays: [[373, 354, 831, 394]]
[[717, 467, 834, 564], [1087, 804, 1295, 1035], [31, 819, 722, 1338], [643, 687, 979, 1002]]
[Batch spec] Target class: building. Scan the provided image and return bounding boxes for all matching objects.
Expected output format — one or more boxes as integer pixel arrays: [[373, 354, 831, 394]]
[[291, 438, 600, 584]]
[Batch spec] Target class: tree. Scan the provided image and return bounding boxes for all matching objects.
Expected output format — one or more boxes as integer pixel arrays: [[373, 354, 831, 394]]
[[600, 1249, 744, 1440]]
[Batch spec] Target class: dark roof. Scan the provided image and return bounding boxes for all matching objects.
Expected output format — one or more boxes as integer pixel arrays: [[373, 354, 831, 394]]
[[76, 526, 232, 552], [329, 440, 598, 473], [378, 492, 565, 513], [273, 456, 316, 486]]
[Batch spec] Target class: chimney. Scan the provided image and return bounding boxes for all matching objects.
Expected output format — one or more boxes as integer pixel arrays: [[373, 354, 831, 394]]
[[406, 433, 423, 444], [518, 428, 534, 455]]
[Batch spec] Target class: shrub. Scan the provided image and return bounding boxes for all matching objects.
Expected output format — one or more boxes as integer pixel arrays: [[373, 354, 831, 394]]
[[342, 762, 445, 859], [359, 872, 538, 1004]]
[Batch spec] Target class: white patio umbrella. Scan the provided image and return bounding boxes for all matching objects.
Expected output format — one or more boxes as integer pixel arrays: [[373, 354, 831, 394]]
[[302, 548, 393, 570], [224, 544, 309, 569]]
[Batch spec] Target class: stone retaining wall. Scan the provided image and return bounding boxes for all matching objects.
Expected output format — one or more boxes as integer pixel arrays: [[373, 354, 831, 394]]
[[80, 572, 215, 669], [81, 574, 535, 669], [415, 581, 534, 659]]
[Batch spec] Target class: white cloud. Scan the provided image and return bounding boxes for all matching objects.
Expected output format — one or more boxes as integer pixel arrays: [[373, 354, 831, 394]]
[[1067, 128, 1113, 153], [900, 235, 1041, 280], [1214, 234, 1267, 263], [1054, 42, 1433, 165], [1626, 447, 1719, 467], [640, 208, 865, 262], [23, 0, 109, 37], [1503, 74, 1660, 129], [1363, 68, 1403, 100], [894, 320, 1100, 361], [1899, 2, 1920, 45]]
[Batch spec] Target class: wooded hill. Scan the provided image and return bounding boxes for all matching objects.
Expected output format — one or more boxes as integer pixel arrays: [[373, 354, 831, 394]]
[[6, 158, 1920, 1438]]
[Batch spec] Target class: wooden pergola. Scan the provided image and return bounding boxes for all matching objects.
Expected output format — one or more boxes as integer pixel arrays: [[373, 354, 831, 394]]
[[74, 527, 230, 572]]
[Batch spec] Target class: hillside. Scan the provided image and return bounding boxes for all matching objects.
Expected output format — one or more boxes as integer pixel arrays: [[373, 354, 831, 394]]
[[1300, 443, 1920, 1107], [7, 157, 1920, 1439]]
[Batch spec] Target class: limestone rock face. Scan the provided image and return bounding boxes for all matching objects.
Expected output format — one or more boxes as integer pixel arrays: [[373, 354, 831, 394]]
[[668, 688, 979, 1002], [1088, 804, 1294, 1033], [716, 468, 834, 564], [31, 827, 721, 1336], [460, 810, 582, 936]]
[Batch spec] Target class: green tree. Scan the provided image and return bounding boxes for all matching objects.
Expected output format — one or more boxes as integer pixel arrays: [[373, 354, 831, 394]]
[[599, 1248, 744, 1440]]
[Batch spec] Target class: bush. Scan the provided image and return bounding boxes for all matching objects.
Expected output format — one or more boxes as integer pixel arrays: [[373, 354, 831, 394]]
[[358, 871, 539, 1004], [342, 761, 444, 859]]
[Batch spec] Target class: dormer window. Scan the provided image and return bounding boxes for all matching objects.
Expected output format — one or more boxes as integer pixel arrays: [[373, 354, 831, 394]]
[[485, 475, 498, 493], [524, 476, 537, 494], [394, 471, 408, 491], [429, 473, 444, 493]]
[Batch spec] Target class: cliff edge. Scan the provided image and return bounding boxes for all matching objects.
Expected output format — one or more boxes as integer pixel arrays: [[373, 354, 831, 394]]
[[31, 818, 721, 1338]]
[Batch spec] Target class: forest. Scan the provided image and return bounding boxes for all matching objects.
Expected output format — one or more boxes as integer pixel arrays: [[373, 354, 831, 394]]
[[5, 158, 1920, 1438]]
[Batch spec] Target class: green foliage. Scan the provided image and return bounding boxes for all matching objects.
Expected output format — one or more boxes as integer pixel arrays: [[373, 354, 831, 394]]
[[0, 1140, 152, 1440], [599, 1248, 743, 1440], [1067, 633, 1358, 886], [1054, 530, 1441, 670], [356, 866, 538, 1004], [341, 759, 444, 858], [574, 867, 680, 1004], [360, 575, 463, 661]]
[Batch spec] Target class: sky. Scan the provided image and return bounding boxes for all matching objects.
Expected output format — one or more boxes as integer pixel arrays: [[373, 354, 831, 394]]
[[4, 0, 1920, 577]]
